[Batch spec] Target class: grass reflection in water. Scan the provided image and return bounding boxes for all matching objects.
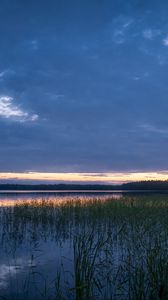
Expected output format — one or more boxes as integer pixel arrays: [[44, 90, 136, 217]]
[[0, 194, 168, 300]]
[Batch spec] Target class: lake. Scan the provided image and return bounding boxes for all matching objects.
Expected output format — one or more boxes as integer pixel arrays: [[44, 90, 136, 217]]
[[0, 191, 168, 300]]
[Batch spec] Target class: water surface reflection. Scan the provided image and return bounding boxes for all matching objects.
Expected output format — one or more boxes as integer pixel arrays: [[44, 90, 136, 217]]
[[0, 192, 168, 300]]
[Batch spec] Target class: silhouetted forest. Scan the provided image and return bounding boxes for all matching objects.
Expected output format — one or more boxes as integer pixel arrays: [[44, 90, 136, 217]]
[[0, 181, 168, 190]]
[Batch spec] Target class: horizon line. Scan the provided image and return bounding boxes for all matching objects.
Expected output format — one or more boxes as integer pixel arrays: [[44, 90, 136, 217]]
[[0, 171, 168, 184]]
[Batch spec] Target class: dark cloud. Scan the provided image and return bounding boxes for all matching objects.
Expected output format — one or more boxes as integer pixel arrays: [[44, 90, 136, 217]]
[[0, 0, 168, 173]]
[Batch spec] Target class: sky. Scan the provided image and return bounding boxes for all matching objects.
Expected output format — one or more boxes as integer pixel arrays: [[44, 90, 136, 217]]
[[0, 0, 168, 183]]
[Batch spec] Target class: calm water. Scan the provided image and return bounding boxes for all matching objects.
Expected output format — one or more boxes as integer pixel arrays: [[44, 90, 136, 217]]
[[0, 191, 168, 300]]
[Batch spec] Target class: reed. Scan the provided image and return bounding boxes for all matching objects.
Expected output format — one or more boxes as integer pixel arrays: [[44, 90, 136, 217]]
[[1, 194, 168, 299]]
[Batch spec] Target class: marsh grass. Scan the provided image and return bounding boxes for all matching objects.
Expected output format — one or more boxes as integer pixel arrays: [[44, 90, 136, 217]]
[[1, 194, 168, 299]]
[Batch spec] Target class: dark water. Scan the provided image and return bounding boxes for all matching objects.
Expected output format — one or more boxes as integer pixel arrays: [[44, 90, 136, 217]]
[[0, 191, 168, 300]]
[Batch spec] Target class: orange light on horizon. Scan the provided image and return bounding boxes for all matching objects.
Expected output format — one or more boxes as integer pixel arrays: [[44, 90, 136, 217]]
[[0, 171, 168, 184]]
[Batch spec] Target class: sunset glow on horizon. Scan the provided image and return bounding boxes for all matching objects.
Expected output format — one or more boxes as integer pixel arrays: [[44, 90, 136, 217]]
[[0, 171, 168, 184]]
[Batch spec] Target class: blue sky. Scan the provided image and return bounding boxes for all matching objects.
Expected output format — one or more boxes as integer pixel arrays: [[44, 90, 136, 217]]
[[0, 0, 168, 177]]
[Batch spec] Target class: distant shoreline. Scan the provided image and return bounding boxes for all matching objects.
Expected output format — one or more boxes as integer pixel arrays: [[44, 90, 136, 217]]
[[0, 189, 165, 193], [1, 181, 168, 192]]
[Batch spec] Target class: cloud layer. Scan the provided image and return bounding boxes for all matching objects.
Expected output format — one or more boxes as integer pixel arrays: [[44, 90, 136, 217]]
[[0, 96, 38, 122]]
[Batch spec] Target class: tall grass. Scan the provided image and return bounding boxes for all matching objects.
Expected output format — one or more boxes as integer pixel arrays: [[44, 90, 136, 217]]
[[1, 194, 168, 299]]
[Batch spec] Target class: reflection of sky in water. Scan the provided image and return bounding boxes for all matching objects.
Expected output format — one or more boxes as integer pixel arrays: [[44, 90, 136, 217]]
[[0, 192, 168, 299], [0, 192, 122, 207], [0, 265, 18, 288], [0, 193, 119, 298], [0, 236, 73, 298]]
